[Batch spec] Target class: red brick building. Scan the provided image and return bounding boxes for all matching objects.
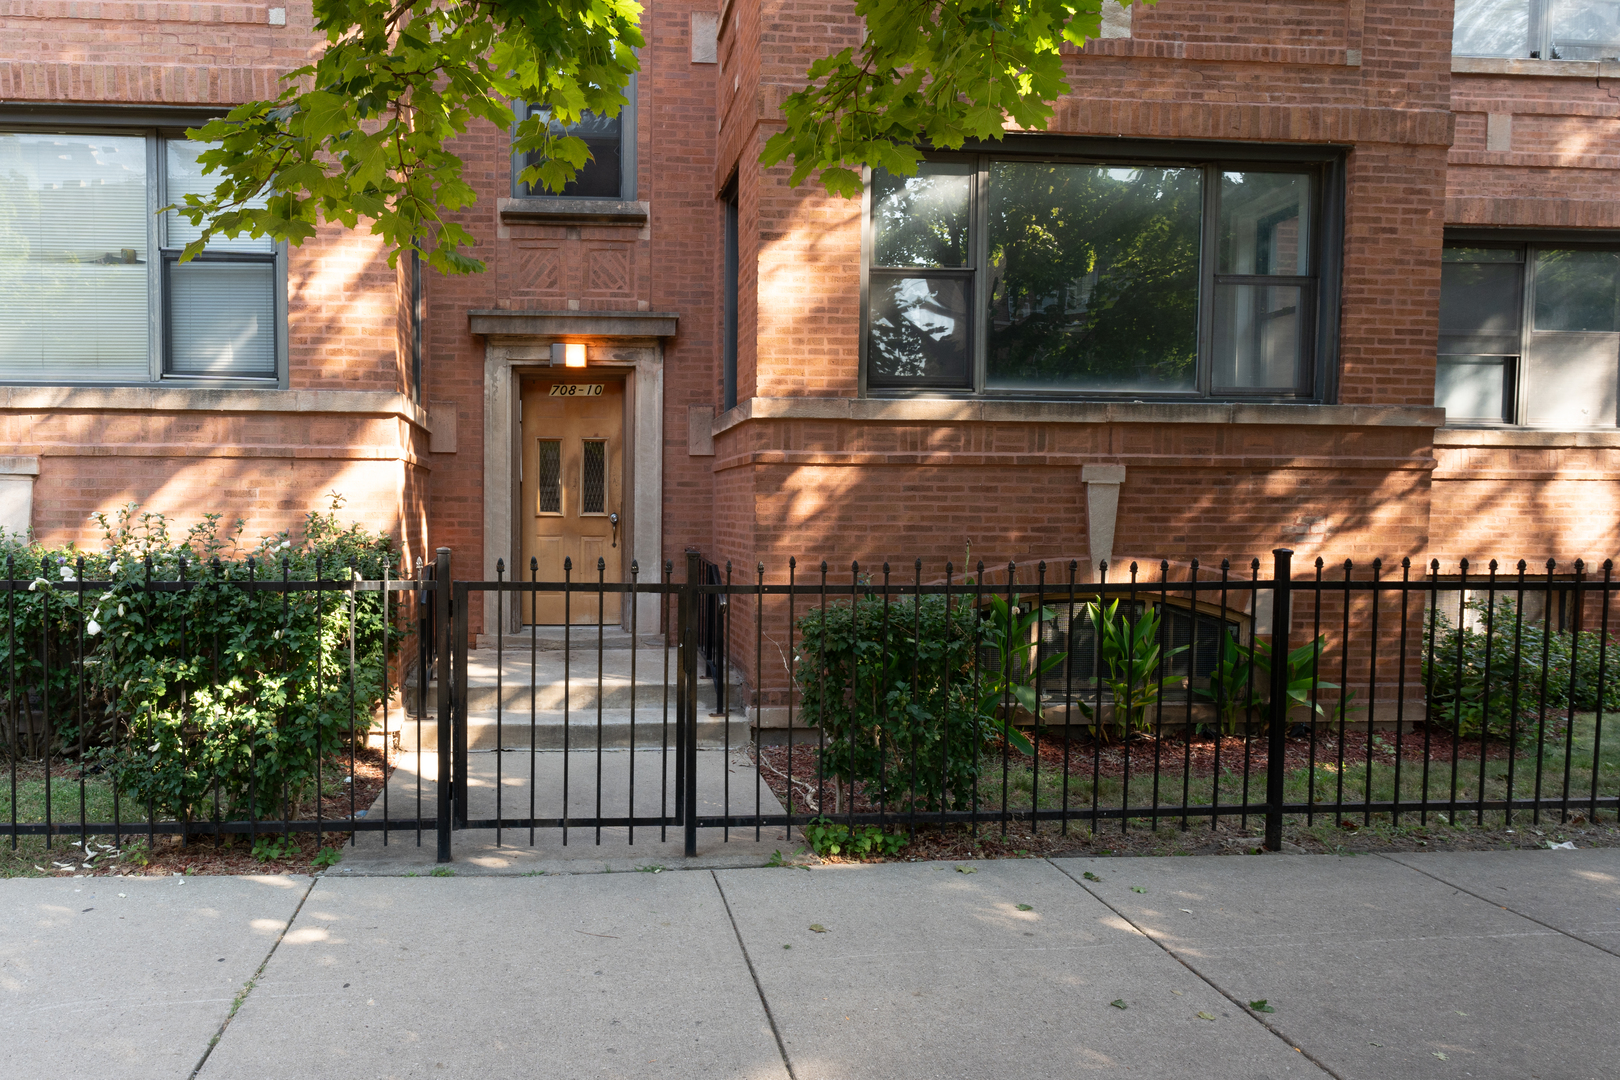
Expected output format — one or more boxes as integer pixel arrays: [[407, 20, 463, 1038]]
[[3, 0, 1618, 641]]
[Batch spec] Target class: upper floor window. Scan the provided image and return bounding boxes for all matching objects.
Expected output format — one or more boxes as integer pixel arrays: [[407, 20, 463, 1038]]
[[0, 128, 282, 385], [1438, 240, 1620, 428], [1455, 0, 1620, 60], [863, 147, 1339, 400], [512, 89, 637, 202]]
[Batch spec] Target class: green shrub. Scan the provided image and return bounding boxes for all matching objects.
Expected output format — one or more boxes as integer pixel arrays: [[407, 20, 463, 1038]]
[[794, 592, 996, 813], [801, 816, 908, 858], [1424, 597, 1620, 740], [0, 499, 402, 828]]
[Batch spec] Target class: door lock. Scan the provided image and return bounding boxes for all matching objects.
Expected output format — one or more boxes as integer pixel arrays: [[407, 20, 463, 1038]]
[[609, 512, 619, 548]]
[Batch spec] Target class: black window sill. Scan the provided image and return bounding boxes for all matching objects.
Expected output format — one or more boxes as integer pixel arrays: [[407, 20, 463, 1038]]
[[499, 198, 649, 225]]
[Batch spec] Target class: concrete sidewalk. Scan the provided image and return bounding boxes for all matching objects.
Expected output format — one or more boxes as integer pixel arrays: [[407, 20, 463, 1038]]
[[3, 849, 1616, 1079]]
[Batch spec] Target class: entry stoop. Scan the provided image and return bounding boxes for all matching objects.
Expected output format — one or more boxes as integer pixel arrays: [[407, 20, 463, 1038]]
[[401, 626, 752, 751]]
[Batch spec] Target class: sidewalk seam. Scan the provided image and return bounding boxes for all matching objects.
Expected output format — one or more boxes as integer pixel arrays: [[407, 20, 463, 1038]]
[[1375, 852, 1620, 959], [1047, 858, 1346, 1080], [711, 870, 799, 1080], [187, 874, 320, 1080]]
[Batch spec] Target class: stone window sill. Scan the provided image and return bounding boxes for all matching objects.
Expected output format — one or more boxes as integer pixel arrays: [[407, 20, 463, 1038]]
[[0, 386, 430, 428], [1453, 55, 1620, 77], [713, 397, 1444, 437], [498, 198, 649, 225], [1435, 426, 1620, 448]]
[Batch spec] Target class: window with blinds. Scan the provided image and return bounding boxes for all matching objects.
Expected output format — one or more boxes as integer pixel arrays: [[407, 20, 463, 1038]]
[[0, 127, 281, 385]]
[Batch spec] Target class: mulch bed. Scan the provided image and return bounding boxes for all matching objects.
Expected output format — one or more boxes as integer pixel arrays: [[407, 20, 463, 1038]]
[[7, 744, 396, 877]]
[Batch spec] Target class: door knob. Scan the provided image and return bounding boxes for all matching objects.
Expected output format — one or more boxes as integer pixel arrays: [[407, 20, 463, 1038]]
[[609, 512, 619, 548]]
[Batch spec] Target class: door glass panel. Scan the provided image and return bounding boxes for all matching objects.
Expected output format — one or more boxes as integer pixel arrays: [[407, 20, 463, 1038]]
[[1534, 248, 1620, 331], [1436, 355, 1514, 423], [1212, 284, 1303, 390], [537, 439, 561, 514], [1524, 332, 1619, 428], [581, 439, 606, 515]]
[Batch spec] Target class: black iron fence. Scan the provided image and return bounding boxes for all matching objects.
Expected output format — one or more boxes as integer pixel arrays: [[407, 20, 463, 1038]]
[[5, 547, 1614, 865]]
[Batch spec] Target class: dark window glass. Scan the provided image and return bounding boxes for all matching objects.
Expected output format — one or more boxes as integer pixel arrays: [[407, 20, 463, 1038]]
[[871, 162, 971, 268], [985, 163, 1201, 393], [867, 275, 972, 386], [1213, 284, 1304, 390], [519, 108, 622, 199], [1534, 248, 1620, 332], [537, 440, 561, 514], [1441, 260, 1523, 354], [1219, 172, 1310, 276], [581, 439, 607, 515]]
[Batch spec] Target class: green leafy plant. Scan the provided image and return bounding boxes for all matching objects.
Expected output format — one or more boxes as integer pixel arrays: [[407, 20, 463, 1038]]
[[252, 835, 297, 862], [795, 592, 994, 813], [801, 817, 908, 859], [429, 865, 454, 877], [1194, 633, 1340, 735], [0, 498, 403, 833], [1086, 600, 1185, 737], [975, 591, 1065, 754], [312, 846, 344, 869], [1425, 597, 1620, 740]]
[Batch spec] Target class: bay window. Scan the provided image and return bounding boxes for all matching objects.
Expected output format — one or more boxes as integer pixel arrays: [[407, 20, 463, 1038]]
[[0, 127, 283, 385], [862, 143, 1340, 399]]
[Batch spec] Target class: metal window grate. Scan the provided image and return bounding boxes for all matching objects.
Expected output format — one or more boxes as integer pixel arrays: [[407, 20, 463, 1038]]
[[537, 440, 561, 514], [581, 439, 606, 514]]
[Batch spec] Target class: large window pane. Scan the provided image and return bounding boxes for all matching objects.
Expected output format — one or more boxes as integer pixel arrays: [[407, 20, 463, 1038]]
[[1455, 0, 1531, 57], [168, 261, 276, 377], [1550, 0, 1620, 60], [1219, 172, 1310, 276], [0, 132, 148, 381], [867, 274, 971, 385], [985, 163, 1200, 393], [165, 140, 273, 254], [1534, 248, 1620, 331], [871, 163, 971, 268], [1436, 355, 1514, 422], [1213, 284, 1303, 390], [1440, 260, 1523, 354]]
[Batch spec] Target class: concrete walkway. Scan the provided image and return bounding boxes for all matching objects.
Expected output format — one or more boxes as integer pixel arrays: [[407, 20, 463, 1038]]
[[3, 849, 1616, 1079]]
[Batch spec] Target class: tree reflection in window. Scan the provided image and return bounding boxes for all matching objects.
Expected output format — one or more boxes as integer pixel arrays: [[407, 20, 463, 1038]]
[[985, 164, 1201, 393]]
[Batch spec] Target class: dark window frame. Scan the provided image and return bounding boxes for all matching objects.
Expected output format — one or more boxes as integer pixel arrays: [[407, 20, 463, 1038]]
[[857, 137, 1346, 403], [1441, 228, 1620, 429]]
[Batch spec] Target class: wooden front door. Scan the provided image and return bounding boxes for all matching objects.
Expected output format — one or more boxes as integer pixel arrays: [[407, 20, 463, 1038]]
[[519, 376, 624, 624]]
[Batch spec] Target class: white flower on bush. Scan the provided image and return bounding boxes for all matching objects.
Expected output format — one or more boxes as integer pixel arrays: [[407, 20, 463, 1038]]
[[118, 603, 126, 617], [27, 577, 49, 591], [86, 620, 101, 636], [58, 565, 76, 582], [279, 541, 291, 550], [108, 561, 120, 575]]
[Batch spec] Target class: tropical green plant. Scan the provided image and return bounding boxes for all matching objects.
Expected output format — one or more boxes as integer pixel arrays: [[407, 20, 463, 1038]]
[[1194, 633, 1340, 735], [1086, 600, 1186, 737], [975, 591, 1065, 754]]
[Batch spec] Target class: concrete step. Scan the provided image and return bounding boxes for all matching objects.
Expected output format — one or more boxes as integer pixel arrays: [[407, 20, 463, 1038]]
[[387, 710, 755, 751], [406, 644, 746, 714]]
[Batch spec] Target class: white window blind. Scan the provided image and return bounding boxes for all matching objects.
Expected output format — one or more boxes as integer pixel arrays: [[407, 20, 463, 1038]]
[[0, 133, 150, 382], [168, 262, 277, 376]]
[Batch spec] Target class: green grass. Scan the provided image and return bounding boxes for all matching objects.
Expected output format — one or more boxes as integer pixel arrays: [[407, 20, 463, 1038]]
[[965, 715, 1619, 832], [0, 772, 127, 876]]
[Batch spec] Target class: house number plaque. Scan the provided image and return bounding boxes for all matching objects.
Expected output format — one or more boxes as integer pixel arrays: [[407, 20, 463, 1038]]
[[548, 384, 605, 397]]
